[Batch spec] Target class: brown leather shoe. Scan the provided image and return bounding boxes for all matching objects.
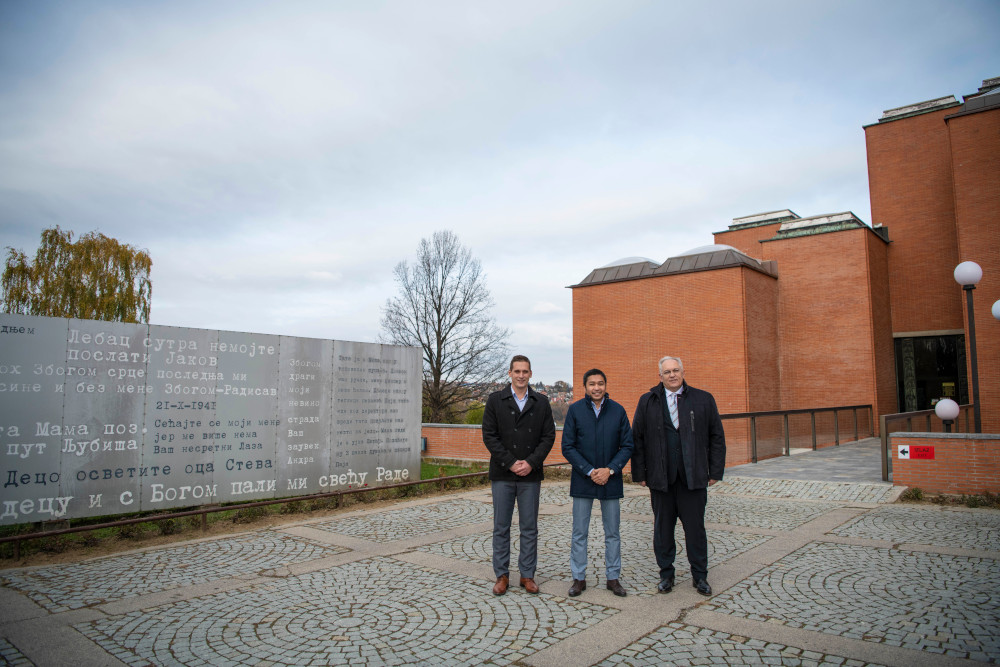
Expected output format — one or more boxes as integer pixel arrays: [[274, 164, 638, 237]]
[[568, 579, 586, 597], [519, 577, 539, 594], [492, 574, 509, 596], [606, 579, 627, 597]]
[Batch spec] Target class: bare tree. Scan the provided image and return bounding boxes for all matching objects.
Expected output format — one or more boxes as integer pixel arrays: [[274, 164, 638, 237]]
[[2, 227, 152, 323], [380, 231, 511, 423]]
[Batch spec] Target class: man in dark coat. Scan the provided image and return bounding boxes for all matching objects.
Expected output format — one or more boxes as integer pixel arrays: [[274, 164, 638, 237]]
[[632, 356, 725, 596], [482, 355, 555, 596], [561, 369, 634, 597]]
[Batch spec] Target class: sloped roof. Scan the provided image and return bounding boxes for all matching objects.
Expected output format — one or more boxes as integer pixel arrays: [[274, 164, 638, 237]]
[[576, 259, 660, 285], [572, 247, 776, 287]]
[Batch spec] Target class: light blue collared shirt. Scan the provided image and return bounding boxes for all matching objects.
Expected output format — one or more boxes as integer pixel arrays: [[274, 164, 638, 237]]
[[590, 396, 604, 418], [512, 387, 528, 412]]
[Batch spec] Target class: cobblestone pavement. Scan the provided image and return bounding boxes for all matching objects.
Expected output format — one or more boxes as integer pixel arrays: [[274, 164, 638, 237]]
[[0, 637, 34, 667], [829, 505, 1000, 550], [2, 446, 998, 667], [714, 476, 901, 503], [416, 512, 772, 594], [0, 531, 347, 613], [595, 622, 889, 667], [703, 541, 1000, 662], [75, 556, 616, 667], [623, 493, 842, 531], [311, 497, 494, 542]]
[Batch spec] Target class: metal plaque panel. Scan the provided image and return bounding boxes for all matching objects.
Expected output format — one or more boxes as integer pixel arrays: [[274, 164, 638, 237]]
[[211, 330, 281, 503], [0, 315, 71, 524], [141, 325, 221, 511], [59, 319, 149, 519], [332, 341, 421, 490], [0, 314, 422, 526], [276, 336, 333, 496]]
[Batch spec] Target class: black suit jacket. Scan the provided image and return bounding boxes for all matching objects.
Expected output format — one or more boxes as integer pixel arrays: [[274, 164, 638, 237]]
[[482, 384, 555, 482]]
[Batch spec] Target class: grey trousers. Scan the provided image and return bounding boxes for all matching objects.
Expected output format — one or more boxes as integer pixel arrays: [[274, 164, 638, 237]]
[[491, 479, 541, 579]]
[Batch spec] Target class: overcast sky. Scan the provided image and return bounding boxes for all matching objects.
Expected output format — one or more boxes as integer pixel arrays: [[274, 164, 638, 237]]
[[1, 1, 997, 383]]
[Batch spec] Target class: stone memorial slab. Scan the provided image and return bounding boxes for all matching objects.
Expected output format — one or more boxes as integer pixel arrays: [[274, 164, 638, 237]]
[[0, 314, 421, 525]]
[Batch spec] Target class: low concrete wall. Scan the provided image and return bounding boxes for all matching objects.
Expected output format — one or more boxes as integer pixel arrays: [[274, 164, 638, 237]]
[[890, 432, 1000, 494]]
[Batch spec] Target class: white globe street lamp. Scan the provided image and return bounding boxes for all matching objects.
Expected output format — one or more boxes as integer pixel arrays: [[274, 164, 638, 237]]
[[954, 261, 982, 433], [934, 398, 960, 433]]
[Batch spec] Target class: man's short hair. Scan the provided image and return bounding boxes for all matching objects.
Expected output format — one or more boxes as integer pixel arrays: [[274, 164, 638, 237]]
[[583, 368, 606, 385], [510, 354, 531, 370], [658, 356, 684, 372]]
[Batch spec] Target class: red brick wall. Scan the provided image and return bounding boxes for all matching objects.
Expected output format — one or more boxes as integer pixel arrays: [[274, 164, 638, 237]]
[[865, 231, 898, 421], [865, 108, 964, 334], [743, 268, 780, 413], [572, 267, 751, 421], [571, 266, 768, 467], [947, 107, 1000, 434], [763, 228, 884, 417], [421, 423, 569, 466], [891, 433, 1000, 493], [714, 223, 781, 259]]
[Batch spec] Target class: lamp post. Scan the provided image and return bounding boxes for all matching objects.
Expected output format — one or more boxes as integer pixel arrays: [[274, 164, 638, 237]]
[[954, 261, 982, 433], [935, 398, 960, 433]]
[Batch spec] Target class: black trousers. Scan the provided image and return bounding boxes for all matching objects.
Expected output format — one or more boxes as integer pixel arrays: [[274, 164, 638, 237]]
[[650, 484, 708, 580]]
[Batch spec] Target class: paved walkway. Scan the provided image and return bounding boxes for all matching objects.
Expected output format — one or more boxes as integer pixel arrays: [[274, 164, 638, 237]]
[[1, 440, 998, 666]]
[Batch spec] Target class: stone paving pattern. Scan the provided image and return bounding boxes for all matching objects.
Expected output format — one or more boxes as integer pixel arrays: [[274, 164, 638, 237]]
[[3, 439, 999, 667], [622, 494, 841, 531], [0, 531, 346, 612], [0, 637, 35, 667], [75, 556, 617, 667], [830, 504, 1000, 550], [704, 541, 1000, 662], [595, 622, 889, 667], [714, 476, 900, 503], [312, 498, 494, 542], [416, 511, 772, 594]]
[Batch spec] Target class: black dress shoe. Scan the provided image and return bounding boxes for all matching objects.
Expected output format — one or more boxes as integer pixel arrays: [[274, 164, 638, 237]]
[[693, 578, 712, 596], [657, 576, 675, 593], [606, 579, 627, 597], [568, 579, 586, 597]]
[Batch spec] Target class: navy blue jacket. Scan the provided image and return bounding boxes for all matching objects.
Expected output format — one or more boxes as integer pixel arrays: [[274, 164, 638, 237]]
[[632, 382, 726, 491], [561, 394, 634, 499], [482, 385, 556, 483]]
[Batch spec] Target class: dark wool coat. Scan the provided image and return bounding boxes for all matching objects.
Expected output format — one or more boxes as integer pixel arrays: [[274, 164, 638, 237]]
[[631, 382, 726, 491], [482, 385, 555, 483], [561, 394, 634, 499]]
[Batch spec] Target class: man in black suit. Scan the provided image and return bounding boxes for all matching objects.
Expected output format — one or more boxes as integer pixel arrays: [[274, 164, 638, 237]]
[[482, 355, 556, 596], [632, 356, 725, 596]]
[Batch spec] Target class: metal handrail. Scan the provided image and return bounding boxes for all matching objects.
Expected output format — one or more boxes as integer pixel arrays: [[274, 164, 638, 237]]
[[878, 404, 973, 481], [721, 404, 874, 463]]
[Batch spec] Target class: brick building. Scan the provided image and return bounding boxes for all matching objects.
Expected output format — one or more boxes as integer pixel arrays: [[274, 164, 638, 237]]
[[570, 77, 999, 462]]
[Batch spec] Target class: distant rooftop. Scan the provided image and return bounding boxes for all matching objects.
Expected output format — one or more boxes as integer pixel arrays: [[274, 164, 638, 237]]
[[949, 76, 1000, 119], [764, 211, 887, 241], [878, 96, 960, 123], [727, 210, 800, 230], [873, 77, 999, 125], [599, 256, 657, 268], [572, 245, 776, 288]]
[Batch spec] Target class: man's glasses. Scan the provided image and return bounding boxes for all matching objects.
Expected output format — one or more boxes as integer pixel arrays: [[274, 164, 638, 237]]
[[660, 369, 682, 376]]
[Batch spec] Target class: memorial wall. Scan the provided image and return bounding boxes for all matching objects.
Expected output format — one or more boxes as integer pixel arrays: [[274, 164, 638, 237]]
[[0, 314, 422, 526]]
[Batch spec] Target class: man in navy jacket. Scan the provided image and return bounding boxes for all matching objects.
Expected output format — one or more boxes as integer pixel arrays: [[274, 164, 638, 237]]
[[482, 355, 556, 596], [561, 368, 634, 597], [632, 356, 725, 596]]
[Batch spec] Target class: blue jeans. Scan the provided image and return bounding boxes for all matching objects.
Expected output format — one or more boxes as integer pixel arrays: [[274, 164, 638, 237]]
[[492, 480, 541, 579], [571, 496, 621, 581]]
